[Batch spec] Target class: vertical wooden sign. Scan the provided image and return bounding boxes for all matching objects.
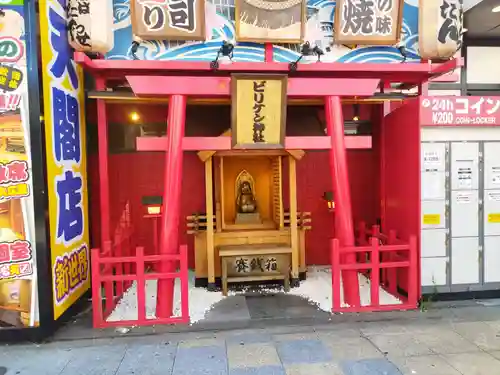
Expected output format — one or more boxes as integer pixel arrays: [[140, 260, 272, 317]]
[[231, 74, 287, 149]]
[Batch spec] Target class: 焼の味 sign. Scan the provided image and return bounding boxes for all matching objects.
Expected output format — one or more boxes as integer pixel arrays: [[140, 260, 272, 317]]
[[131, 0, 206, 41], [231, 74, 287, 149], [334, 0, 404, 45]]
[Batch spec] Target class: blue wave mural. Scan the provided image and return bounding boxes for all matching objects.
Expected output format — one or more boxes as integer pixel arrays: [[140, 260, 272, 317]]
[[107, 0, 422, 63]]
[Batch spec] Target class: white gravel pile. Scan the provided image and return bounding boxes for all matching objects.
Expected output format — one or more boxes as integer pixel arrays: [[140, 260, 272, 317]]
[[106, 266, 401, 324]]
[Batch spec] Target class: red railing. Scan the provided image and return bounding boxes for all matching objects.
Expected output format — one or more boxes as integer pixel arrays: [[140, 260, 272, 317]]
[[331, 225, 418, 313], [357, 223, 401, 295], [91, 243, 190, 328]]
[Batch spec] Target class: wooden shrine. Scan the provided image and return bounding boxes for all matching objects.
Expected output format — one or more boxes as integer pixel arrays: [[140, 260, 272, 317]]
[[187, 130, 311, 294]]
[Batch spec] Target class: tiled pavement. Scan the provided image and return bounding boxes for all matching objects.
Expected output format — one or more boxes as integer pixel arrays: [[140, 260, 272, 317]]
[[4, 317, 500, 374]]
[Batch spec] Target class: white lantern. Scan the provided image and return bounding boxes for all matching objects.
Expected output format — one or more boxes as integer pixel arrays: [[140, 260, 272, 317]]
[[419, 0, 464, 61], [67, 0, 114, 54]]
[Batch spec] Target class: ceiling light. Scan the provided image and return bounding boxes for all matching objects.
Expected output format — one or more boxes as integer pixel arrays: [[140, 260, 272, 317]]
[[492, 5, 500, 12]]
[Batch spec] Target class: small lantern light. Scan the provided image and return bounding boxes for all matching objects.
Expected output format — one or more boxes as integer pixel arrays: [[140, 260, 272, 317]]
[[323, 191, 335, 211], [147, 205, 161, 215], [142, 196, 163, 216], [130, 111, 140, 122]]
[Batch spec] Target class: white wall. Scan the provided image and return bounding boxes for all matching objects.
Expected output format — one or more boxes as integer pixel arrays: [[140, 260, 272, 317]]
[[467, 47, 500, 84]]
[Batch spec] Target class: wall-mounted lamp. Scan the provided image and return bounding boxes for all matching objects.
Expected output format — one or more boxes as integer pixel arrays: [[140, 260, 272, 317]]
[[289, 42, 324, 72], [130, 111, 140, 122], [210, 40, 235, 70], [323, 191, 335, 211], [352, 104, 360, 122], [142, 196, 163, 216]]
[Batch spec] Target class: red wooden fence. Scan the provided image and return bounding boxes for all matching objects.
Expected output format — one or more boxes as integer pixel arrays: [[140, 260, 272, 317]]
[[91, 243, 190, 328], [331, 225, 418, 313]]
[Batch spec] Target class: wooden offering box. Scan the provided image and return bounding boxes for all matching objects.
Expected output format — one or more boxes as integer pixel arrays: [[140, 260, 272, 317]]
[[187, 131, 311, 290]]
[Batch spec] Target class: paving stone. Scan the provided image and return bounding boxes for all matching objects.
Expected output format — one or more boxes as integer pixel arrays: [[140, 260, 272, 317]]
[[389, 355, 462, 375], [173, 345, 228, 375], [59, 344, 128, 375], [116, 343, 177, 375], [0, 348, 72, 375], [226, 333, 273, 345], [204, 296, 251, 323], [451, 321, 500, 351], [315, 328, 362, 340], [276, 339, 332, 364], [367, 334, 433, 357], [178, 338, 224, 348], [359, 323, 408, 336], [284, 362, 344, 375], [229, 365, 286, 375], [453, 306, 500, 323], [412, 329, 480, 354], [322, 336, 383, 360], [442, 352, 500, 375], [340, 358, 403, 375], [488, 350, 500, 361], [272, 332, 319, 342], [227, 343, 281, 368], [484, 320, 500, 330]]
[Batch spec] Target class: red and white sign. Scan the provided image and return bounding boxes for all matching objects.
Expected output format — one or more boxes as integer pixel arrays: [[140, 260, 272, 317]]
[[420, 96, 500, 126]]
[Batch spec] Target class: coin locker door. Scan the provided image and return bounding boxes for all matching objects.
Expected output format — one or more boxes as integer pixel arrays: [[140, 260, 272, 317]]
[[483, 142, 500, 283], [450, 142, 480, 286], [484, 142, 500, 236]]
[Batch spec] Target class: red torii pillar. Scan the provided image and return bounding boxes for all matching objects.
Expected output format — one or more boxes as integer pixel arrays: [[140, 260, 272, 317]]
[[156, 94, 187, 318], [325, 96, 360, 307]]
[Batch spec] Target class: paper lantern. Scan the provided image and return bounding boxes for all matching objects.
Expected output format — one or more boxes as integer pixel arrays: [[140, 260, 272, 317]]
[[67, 0, 114, 53], [419, 0, 464, 61]]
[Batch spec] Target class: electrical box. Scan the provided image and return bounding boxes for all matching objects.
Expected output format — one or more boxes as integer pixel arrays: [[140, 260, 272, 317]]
[[421, 130, 500, 294]]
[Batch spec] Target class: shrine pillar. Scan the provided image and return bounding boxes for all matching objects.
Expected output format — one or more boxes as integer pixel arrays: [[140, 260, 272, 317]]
[[325, 95, 360, 307], [96, 78, 110, 247], [156, 94, 187, 318]]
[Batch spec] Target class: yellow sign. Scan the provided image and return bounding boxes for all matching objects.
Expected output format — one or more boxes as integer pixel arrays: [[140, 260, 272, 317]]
[[231, 74, 287, 149], [39, 0, 90, 319], [423, 214, 440, 225], [488, 214, 500, 223]]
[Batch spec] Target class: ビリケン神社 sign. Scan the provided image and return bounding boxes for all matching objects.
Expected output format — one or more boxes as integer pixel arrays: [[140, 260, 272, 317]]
[[334, 0, 404, 45], [420, 97, 500, 126], [231, 74, 287, 149], [131, 0, 206, 40]]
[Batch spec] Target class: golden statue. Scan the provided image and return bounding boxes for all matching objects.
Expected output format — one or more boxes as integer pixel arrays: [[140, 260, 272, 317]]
[[235, 170, 257, 214]]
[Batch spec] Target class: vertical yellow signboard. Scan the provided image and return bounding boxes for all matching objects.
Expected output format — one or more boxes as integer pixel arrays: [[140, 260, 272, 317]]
[[39, 0, 90, 319]]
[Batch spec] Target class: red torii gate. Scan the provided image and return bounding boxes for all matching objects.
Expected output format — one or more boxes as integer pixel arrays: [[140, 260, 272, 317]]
[[75, 53, 460, 317], [130, 76, 379, 313]]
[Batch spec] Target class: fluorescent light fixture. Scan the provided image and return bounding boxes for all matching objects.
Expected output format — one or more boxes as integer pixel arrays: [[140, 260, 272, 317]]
[[493, 5, 500, 12]]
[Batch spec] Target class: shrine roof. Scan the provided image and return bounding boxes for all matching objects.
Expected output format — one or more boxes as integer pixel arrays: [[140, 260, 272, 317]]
[[75, 53, 462, 86]]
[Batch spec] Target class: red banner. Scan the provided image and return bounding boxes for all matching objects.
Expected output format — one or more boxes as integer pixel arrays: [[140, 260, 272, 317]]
[[420, 96, 500, 126]]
